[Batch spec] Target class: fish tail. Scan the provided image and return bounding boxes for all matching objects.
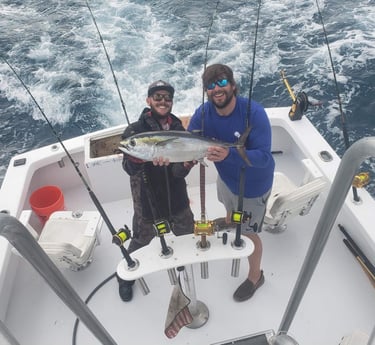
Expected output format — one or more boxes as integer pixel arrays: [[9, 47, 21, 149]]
[[235, 126, 252, 166]]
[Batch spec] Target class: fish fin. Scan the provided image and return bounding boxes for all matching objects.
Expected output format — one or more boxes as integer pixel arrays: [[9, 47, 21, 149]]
[[118, 146, 127, 154], [155, 138, 178, 147], [198, 158, 208, 167]]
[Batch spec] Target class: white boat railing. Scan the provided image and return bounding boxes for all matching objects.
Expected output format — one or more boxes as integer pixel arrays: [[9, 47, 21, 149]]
[[276, 136, 375, 344], [0, 319, 20, 345], [0, 212, 118, 345]]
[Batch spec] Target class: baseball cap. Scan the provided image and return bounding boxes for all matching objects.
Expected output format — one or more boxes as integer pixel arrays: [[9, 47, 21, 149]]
[[147, 80, 175, 97]]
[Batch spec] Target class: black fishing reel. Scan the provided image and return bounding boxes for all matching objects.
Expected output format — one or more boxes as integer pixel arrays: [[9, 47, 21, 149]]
[[153, 219, 172, 237], [288, 91, 309, 121], [112, 225, 131, 247], [230, 210, 252, 224]]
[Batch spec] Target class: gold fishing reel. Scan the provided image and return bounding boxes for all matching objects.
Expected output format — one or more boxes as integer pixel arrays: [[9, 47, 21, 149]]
[[194, 220, 215, 236], [352, 172, 370, 188], [280, 70, 309, 121]]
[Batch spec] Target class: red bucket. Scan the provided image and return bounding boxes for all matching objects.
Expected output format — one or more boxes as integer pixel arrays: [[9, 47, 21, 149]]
[[29, 185, 64, 223]]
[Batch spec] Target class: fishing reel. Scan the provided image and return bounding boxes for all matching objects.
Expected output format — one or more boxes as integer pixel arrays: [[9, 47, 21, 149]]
[[352, 172, 370, 188], [194, 220, 215, 236], [280, 70, 322, 121], [112, 225, 131, 247], [153, 219, 172, 237], [288, 92, 309, 121], [230, 210, 252, 225]]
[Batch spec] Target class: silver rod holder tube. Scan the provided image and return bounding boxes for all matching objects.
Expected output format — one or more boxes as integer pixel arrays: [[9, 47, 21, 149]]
[[278, 137, 375, 334], [167, 268, 178, 285], [231, 258, 240, 277], [0, 319, 21, 345], [0, 213, 118, 345], [368, 325, 375, 345], [182, 265, 209, 329], [183, 265, 198, 314], [200, 261, 209, 279], [136, 277, 150, 295]]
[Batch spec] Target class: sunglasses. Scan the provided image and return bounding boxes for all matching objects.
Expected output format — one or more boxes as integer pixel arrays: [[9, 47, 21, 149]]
[[151, 93, 173, 102], [206, 78, 229, 90]]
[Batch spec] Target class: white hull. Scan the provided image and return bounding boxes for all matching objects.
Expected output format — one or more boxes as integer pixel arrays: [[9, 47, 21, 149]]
[[0, 107, 374, 345]]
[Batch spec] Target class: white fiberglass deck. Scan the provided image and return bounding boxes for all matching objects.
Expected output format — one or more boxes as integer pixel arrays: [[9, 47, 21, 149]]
[[3, 179, 375, 345]]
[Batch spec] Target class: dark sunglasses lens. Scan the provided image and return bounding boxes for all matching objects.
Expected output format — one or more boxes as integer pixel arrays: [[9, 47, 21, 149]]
[[153, 93, 172, 102], [207, 82, 216, 90]]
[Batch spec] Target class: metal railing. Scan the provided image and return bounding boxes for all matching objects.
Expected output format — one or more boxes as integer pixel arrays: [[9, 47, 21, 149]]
[[0, 213, 117, 345], [277, 136, 375, 344]]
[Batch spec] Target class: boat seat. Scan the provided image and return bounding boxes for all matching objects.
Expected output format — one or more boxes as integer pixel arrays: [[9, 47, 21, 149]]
[[19, 210, 103, 271], [264, 159, 327, 232]]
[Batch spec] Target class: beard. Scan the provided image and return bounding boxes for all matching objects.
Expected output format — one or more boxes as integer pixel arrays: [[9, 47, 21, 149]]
[[209, 89, 235, 109]]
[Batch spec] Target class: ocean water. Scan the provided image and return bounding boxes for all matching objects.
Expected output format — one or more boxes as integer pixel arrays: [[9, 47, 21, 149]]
[[1, 0, 375, 196]]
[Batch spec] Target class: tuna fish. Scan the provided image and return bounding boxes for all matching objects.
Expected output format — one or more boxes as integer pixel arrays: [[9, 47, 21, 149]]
[[119, 128, 251, 165]]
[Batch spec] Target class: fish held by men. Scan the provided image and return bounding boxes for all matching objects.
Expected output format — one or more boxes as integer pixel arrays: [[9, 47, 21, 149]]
[[119, 129, 251, 166]]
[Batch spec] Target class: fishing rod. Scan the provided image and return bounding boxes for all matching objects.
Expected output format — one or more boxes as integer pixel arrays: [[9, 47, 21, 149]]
[[85, 0, 130, 125], [231, 0, 262, 248], [1, 57, 136, 268], [194, 0, 220, 249], [86, 1, 184, 257], [314, 0, 360, 202]]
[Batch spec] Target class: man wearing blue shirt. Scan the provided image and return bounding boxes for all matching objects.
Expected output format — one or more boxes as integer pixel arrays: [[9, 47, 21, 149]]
[[188, 64, 275, 301]]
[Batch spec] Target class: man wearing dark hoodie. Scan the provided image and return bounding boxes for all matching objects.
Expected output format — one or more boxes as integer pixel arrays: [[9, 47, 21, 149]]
[[118, 80, 195, 302]]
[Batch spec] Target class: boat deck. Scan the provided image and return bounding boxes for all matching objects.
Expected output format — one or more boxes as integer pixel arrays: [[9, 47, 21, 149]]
[[1, 110, 374, 345], [3, 178, 375, 345]]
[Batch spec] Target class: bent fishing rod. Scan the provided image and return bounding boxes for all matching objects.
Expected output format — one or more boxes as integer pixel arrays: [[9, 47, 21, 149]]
[[2, 57, 136, 268]]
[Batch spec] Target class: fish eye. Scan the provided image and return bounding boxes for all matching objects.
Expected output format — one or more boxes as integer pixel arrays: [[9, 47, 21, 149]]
[[130, 139, 136, 147]]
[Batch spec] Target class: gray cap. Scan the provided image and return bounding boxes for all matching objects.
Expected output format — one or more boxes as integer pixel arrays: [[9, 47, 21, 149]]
[[147, 80, 175, 97]]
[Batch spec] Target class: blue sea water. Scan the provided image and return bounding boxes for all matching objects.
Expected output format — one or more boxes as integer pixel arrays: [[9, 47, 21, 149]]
[[1, 0, 375, 195]]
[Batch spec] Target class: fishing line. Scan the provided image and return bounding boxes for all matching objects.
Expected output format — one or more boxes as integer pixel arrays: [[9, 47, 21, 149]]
[[201, 0, 220, 108], [314, 0, 359, 201], [233, 0, 262, 247], [197, 1, 220, 223], [1, 56, 135, 267], [85, 0, 130, 125], [245, 0, 262, 125]]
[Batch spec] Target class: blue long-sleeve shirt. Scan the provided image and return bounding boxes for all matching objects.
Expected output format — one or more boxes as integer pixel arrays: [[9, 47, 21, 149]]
[[188, 96, 275, 198]]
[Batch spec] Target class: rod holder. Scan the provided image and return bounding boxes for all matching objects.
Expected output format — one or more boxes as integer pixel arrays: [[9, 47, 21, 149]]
[[231, 258, 240, 277], [182, 265, 209, 329], [200, 261, 209, 279], [137, 277, 150, 295], [167, 268, 178, 285]]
